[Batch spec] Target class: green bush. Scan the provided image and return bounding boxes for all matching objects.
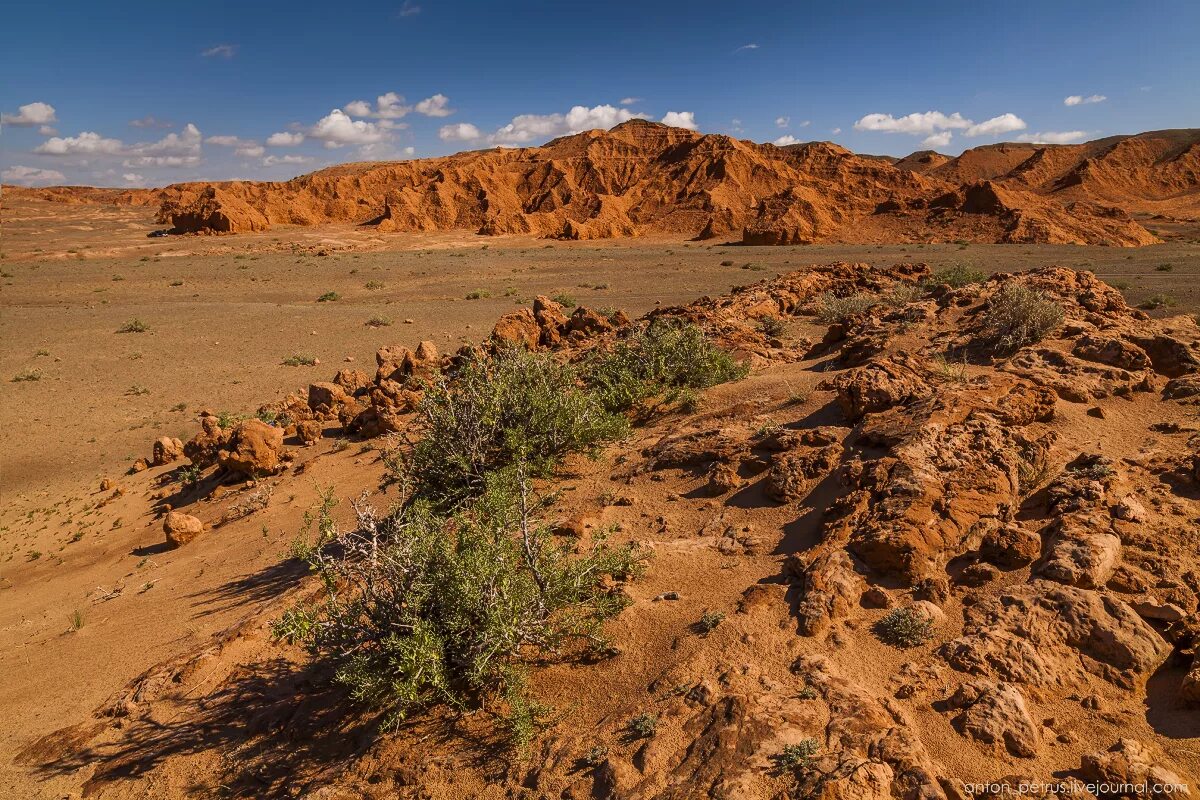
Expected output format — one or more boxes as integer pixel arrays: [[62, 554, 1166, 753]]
[[275, 470, 643, 729], [117, 318, 149, 333], [978, 283, 1063, 354], [814, 292, 875, 323], [927, 264, 986, 288], [408, 347, 628, 504], [873, 606, 934, 648], [585, 320, 748, 413]]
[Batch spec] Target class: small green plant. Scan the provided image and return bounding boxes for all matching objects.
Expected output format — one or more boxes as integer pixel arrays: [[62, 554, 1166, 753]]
[[256, 408, 279, 425], [582, 744, 609, 767], [176, 464, 203, 486], [927, 264, 986, 288], [12, 368, 42, 383], [465, 288, 491, 300], [873, 607, 934, 648], [930, 354, 969, 383], [627, 712, 658, 739], [696, 609, 725, 634], [977, 284, 1064, 354], [797, 684, 817, 700], [365, 280, 385, 289], [551, 293, 576, 308], [117, 319, 149, 333], [1155, 263, 1174, 272], [68, 609, 85, 632], [365, 315, 393, 328], [282, 354, 318, 367], [757, 316, 787, 338], [216, 410, 245, 429], [774, 739, 820, 772], [317, 291, 340, 302], [1141, 294, 1176, 310]]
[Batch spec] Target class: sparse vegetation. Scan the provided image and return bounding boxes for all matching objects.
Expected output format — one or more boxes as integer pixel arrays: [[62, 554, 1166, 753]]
[[696, 609, 725, 634], [585, 320, 748, 413], [774, 739, 820, 773], [317, 291, 340, 302], [117, 318, 149, 333], [1155, 263, 1174, 272], [365, 315, 393, 328], [627, 712, 658, 739], [365, 280, 385, 289], [757, 316, 787, 338], [282, 354, 318, 367], [12, 368, 42, 383], [931, 354, 969, 383], [125, 385, 151, 396], [927, 264, 986, 288], [551, 293, 576, 308], [1141, 294, 1176, 310], [873, 607, 934, 648], [815, 291, 876, 323], [977, 283, 1064, 354], [68, 609, 85, 632], [176, 464, 203, 486], [465, 288, 491, 300]]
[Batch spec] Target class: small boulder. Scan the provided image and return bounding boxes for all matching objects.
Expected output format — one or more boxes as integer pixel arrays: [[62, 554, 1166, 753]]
[[164, 511, 204, 548], [297, 420, 323, 445], [217, 420, 284, 478], [152, 437, 184, 466], [1079, 739, 1190, 798]]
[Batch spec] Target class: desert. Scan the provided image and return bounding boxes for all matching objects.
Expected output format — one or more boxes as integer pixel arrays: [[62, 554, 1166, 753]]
[[2, 4, 1200, 797]]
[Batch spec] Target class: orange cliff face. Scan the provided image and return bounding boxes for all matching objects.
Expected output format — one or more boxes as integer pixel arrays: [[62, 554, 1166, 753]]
[[18, 122, 1200, 246]]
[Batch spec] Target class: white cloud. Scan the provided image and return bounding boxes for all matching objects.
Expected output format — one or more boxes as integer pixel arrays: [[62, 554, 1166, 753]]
[[122, 172, 145, 184], [661, 111, 697, 130], [201, 44, 236, 58], [126, 123, 202, 158], [854, 111, 972, 135], [344, 99, 373, 117], [1064, 94, 1106, 106], [1015, 130, 1088, 144], [774, 134, 799, 146], [403, 146, 415, 156], [490, 104, 649, 144], [831, 127, 842, 134], [2, 165, 66, 184], [798, 120, 811, 128], [35, 131, 124, 155], [266, 131, 305, 146], [439, 122, 482, 141], [262, 154, 313, 167], [205, 135, 264, 158], [414, 94, 454, 117], [310, 109, 388, 148], [733, 43, 759, 53], [397, 0, 420, 16], [775, 116, 789, 128], [922, 131, 953, 148], [39, 125, 57, 136], [964, 113, 1027, 137], [2, 101, 57, 126], [236, 144, 264, 157], [205, 135, 244, 146], [345, 92, 416, 121], [619, 97, 641, 106]]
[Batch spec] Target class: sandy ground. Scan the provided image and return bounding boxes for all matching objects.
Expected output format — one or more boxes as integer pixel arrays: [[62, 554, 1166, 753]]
[[1, 194, 1199, 797]]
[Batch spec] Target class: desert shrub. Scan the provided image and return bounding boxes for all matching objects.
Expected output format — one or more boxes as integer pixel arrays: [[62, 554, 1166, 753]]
[[774, 739, 820, 773], [465, 288, 490, 300], [927, 264, 986, 288], [1141, 294, 1176, 310], [696, 609, 725, 634], [365, 280, 385, 289], [274, 472, 642, 729], [585, 320, 748, 413], [873, 607, 934, 648], [1155, 263, 1174, 272], [408, 347, 627, 504], [365, 315, 393, 328], [881, 283, 923, 307], [12, 367, 42, 383], [757, 316, 787, 338], [627, 712, 658, 739], [282, 354, 318, 367], [814, 292, 875, 323], [977, 284, 1063, 354], [117, 318, 149, 333], [551, 293, 576, 308], [317, 291, 340, 302]]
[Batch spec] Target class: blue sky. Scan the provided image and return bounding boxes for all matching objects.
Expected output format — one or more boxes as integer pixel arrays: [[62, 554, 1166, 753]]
[[3, 0, 1198, 187]]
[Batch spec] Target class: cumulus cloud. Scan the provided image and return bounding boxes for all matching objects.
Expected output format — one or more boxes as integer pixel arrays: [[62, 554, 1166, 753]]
[[619, 97, 641, 106], [39, 125, 58, 136], [201, 44, 236, 58], [35, 131, 124, 155], [661, 111, 697, 130], [1064, 94, 1106, 106], [262, 154, 313, 167], [922, 131, 953, 148], [205, 135, 265, 158], [266, 131, 305, 146], [963, 113, 1027, 137], [414, 94, 454, 117], [831, 127, 842, 134], [129, 115, 173, 129], [775, 116, 789, 128], [798, 120, 811, 128], [490, 104, 649, 145], [854, 111, 971, 135], [310, 109, 388, 148], [2, 165, 66, 184], [439, 122, 482, 141], [774, 134, 799, 146], [1015, 130, 1088, 144], [126, 123, 202, 157], [122, 172, 145, 184], [2, 101, 57, 126], [402, 146, 416, 156]]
